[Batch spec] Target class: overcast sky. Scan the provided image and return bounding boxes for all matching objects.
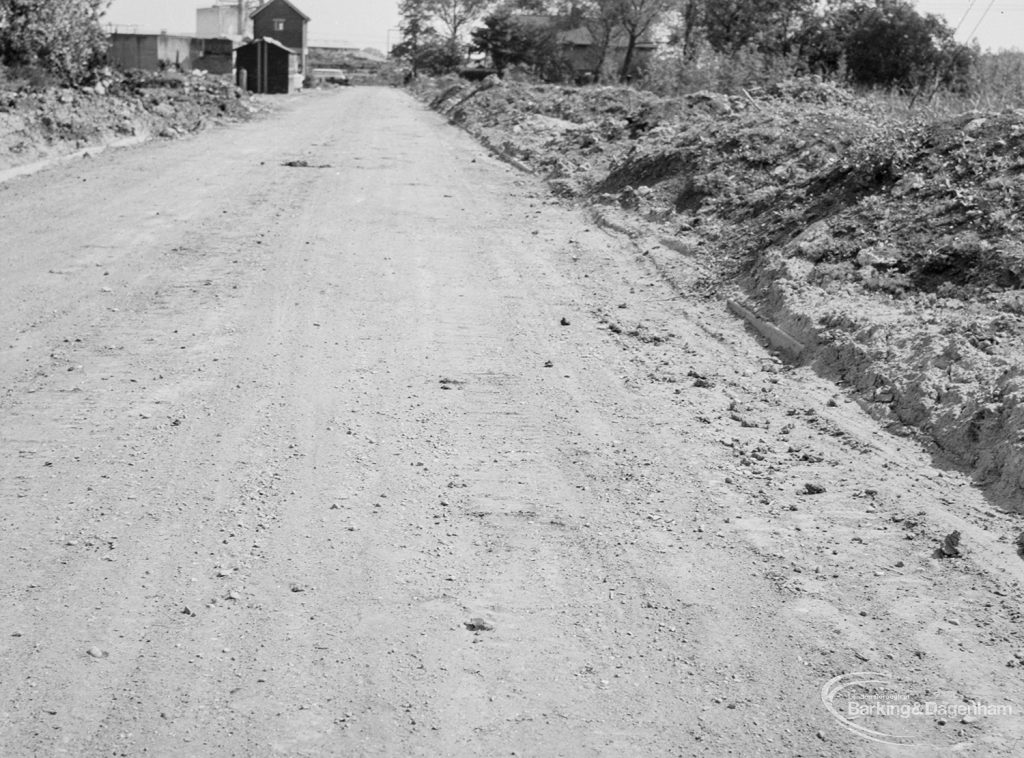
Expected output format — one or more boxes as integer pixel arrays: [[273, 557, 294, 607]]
[[104, 1, 1021, 52]]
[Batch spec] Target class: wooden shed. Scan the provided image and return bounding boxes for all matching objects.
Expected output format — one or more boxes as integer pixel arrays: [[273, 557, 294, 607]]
[[235, 37, 298, 94]]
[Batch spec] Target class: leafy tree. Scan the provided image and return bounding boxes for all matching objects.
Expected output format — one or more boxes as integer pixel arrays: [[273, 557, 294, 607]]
[[0, 0, 109, 84], [842, 0, 974, 90], [471, 12, 532, 73], [393, 0, 433, 72], [393, 0, 469, 74], [701, 0, 815, 56], [471, 10, 570, 79]]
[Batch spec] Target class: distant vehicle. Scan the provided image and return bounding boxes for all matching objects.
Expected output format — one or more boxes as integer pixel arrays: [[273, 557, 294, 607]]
[[310, 68, 350, 86]]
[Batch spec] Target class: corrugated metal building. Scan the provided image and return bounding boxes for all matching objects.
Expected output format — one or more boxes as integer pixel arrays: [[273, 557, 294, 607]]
[[108, 33, 233, 74]]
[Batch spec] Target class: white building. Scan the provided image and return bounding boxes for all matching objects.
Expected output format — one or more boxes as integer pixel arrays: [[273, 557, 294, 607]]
[[196, 1, 257, 40]]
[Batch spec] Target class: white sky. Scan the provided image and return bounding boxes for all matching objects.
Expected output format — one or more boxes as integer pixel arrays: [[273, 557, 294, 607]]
[[917, 0, 1023, 51], [104, 1, 1021, 52]]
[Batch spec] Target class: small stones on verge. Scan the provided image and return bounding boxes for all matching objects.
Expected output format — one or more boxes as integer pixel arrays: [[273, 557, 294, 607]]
[[464, 617, 494, 632]]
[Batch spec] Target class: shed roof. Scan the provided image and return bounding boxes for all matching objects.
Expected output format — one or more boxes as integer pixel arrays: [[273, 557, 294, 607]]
[[236, 36, 298, 54], [251, 0, 310, 22]]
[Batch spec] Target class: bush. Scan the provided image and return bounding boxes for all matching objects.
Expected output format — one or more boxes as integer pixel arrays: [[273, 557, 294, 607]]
[[0, 0, 108, 85], [641, 41, 808, 96]]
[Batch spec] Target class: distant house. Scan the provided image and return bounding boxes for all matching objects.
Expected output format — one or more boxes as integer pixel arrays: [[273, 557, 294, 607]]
[[251, 0, 309, 74], [513, 14, 657, 81]]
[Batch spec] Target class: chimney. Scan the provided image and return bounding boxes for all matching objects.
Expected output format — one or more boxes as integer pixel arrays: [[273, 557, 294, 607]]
[[238, 0, 245, 36]]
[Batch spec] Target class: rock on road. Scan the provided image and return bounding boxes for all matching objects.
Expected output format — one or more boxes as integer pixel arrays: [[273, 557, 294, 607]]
[[1, 87, 1023, 757]]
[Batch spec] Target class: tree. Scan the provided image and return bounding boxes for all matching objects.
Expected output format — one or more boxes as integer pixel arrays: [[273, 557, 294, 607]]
[[843, 0, 973, 90], [0, 0, 109, 84], [668, 0, 703, 61], [393, 0, 467, 75], [471, 11, 533, 74], [701, 0, 815, 56], [471, 10, 570, 79], [429, 0, 491, 44], [572, 0, 623, 82], [615, 0, 672, 81]]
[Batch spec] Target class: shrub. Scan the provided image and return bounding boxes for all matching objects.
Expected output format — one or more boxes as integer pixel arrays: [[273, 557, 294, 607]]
[[0, 0, 109, 85]]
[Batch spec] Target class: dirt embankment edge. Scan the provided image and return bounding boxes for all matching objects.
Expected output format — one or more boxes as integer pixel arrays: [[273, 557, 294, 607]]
[[418, 77, 1024, 510]]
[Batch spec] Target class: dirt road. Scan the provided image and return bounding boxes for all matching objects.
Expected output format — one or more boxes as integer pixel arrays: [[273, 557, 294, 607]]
[[1, 87, 1022, 757]]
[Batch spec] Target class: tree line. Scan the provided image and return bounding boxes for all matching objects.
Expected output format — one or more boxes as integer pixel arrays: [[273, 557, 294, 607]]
[[394, 0, 980, 92]]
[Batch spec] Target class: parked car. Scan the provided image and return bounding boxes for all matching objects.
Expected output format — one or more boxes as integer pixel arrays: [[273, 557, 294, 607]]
[[310, 68, 350, 86]]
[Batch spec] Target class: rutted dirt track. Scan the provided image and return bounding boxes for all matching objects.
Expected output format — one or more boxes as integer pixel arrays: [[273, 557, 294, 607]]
[[1, 87, 1023, 756]]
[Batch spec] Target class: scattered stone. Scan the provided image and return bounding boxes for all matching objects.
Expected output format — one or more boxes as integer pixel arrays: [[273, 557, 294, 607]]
[[182, 605, 197, 616], [289, 582, 308, 593], [939, 531, 962, 558], [560, 317, 570, 326], [801, 482, 827, 495], [543, 360, 554, 368], [282, 159, 331, 168], [86, 647, 107, 659], [464, 617, 494, 632], [687, 369, 712, 388]]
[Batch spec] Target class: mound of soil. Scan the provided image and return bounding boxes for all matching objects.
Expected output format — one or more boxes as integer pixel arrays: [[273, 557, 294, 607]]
[[0, 69, 264, 175], [419, 76, 1024, 508]]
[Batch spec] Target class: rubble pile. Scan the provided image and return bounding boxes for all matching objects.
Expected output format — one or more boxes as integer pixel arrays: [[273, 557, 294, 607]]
[[0, 70, 263, 173], [420, 76, 1024, 507]]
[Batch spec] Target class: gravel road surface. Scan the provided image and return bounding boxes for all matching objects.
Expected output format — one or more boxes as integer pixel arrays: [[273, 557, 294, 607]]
[[1, 87, 1022, 757]]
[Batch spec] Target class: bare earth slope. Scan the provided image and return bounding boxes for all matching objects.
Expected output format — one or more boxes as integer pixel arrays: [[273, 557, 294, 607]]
[[420, 78, 1024, 509], [1, 88, 1023, 756]]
